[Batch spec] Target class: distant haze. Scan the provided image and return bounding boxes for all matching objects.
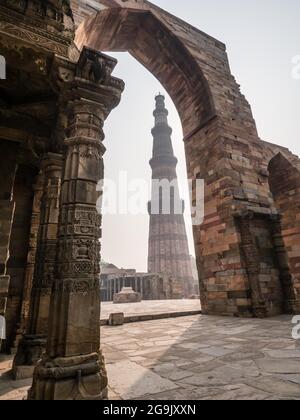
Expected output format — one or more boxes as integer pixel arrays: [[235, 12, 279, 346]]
[[101, 0, 300, 272]]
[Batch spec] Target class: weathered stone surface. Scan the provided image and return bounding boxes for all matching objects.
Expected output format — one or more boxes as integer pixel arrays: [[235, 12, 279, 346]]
[[113, 287, 142, 304], [109, 313, 124, 326], [106, 360, 179, 400], [28, 46, 124, 400], [13, 154, 63, 374], [2, 314, 300, 401], [255, 359, 300, 374], [13, 172, 44, 352], [13, 365, 35, 381]]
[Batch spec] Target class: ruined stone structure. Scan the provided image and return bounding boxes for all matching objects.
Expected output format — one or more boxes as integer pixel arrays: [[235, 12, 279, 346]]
[[148, 94, 194, 298], [0, 0, 299, 400], [100, 264, 183, 302], [113, 287, 141, 304]]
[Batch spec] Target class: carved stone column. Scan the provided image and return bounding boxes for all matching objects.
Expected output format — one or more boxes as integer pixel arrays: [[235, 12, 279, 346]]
[[0, 141, 18, 351], [29, 49, 124, 400], [13, 154, 63, 379], [12, 170, 44, 353]]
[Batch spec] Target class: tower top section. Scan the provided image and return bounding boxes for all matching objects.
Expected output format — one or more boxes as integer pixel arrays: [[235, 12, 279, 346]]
[[153, 94, 169, 127], [150, 94, 176, 168]]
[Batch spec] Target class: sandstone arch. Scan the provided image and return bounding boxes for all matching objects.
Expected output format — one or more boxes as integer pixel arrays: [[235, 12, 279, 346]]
[[75, 8, 216, 137], [74, 0, 290, 318], [74, 0, 257, 140]]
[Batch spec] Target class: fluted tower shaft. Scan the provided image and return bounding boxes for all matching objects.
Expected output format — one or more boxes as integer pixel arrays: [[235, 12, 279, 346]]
[[148, 95, 194, 298]]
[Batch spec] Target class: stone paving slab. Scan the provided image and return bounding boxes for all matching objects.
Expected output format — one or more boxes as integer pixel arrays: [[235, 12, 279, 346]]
[[106, 360, 178, 400], [1, 314, 300, 400], [102, 314, 300, 400]]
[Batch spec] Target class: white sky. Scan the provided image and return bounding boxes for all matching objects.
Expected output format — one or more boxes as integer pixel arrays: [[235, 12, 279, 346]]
[[101, 0, 300, 272]]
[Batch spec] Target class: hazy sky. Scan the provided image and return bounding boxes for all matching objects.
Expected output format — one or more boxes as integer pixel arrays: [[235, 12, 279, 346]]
[[101, 0, 300, 272]]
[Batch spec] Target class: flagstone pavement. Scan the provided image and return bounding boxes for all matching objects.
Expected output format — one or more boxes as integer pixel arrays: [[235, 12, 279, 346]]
[[1, 314, 300, 400]]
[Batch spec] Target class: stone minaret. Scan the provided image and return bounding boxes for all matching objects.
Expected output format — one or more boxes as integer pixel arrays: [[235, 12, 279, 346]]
[[148, 94, 194, 298]]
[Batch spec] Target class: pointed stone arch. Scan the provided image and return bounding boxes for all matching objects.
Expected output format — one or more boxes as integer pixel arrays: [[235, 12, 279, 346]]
[[73, 1, 273, 319], [75, 6, 217, 137]]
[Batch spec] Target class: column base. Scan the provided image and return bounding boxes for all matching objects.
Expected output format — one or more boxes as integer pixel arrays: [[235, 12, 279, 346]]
[[285, 299, 300, 315], [12, 334, 47, 379], [28, 351, 108, 400], [0, 275, 10, 351], [253, 305, 268, 319]]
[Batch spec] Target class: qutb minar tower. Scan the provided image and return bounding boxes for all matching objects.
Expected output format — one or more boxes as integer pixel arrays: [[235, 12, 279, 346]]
[[148, 94, 195, 298]]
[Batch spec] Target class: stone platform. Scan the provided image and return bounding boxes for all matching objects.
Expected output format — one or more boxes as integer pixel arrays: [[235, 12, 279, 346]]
[[100, 299, 201, 325], [1, 314, 300, 400]]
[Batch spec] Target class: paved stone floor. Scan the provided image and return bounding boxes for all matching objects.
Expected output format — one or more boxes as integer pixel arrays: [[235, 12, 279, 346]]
[[101, 299, 201, 321], [1, 314, 300, 400]]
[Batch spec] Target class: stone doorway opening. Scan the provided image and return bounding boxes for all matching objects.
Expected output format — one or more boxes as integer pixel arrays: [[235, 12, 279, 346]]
[[99, 52, 199, 304], [75, 3, 300, 319]]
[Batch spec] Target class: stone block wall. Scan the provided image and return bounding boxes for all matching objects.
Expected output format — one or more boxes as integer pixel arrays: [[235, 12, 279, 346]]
[[71, 0, 105, 26], [237, 215, 285, 316], [268, 153, 300, 310]]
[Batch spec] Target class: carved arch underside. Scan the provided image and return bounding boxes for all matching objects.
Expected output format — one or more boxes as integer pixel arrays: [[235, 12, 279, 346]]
[[75, 7, 216, 137]]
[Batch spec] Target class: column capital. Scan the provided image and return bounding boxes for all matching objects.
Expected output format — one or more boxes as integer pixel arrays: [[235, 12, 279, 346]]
[[61, 48, 124, 120], [41, 153, 64, 172]]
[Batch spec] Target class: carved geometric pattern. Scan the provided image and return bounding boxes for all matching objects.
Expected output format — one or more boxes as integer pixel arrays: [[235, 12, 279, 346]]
[[54, 278, 100, 294]]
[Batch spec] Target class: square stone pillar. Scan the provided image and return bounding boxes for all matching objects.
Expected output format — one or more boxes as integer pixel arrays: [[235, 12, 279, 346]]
[[29, 48, 124, 400]]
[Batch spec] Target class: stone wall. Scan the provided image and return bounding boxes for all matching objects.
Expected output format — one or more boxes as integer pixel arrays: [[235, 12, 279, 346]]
[[71, 0, 105, 26], [268, 153, 300, 310]]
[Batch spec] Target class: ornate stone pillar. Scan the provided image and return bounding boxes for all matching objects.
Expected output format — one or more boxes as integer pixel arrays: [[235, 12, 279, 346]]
[[0, 141, 18, 351], [12, 170, 44, 353], [13, 153, 63, 378], [29, 49, 124, 400]]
